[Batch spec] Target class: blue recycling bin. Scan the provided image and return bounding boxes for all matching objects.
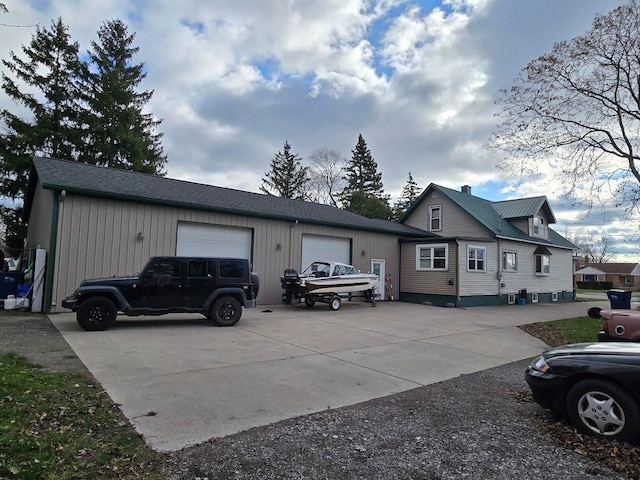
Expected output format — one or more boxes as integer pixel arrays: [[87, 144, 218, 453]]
[[606, 289, 632, 309], [0, 272, 25, 299]]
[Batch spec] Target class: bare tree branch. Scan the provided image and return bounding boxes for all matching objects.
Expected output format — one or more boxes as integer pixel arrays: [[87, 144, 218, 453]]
[[487, 1, 640, 215]]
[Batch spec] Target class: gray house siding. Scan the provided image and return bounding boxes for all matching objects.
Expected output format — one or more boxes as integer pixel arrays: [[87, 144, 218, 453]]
[[457, 239, 499, 296], [46, 192, 402, 312]]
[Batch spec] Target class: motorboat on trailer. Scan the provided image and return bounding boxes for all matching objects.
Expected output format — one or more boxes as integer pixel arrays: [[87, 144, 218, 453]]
[[281, 261, 379, 310]]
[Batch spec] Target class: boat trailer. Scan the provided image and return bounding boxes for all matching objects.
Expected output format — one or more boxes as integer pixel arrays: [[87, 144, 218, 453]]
[[280, 268, 374, 311]]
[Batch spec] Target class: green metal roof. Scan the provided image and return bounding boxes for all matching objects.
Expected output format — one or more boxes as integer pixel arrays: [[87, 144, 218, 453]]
[[401, 183, 575, 249]]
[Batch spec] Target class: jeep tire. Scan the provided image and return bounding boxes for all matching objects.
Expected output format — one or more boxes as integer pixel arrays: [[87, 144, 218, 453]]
[[77, 296, 117, 331], [210, 296, 242, 326]]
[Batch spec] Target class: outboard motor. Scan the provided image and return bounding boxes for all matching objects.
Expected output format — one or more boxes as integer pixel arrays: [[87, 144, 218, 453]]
[[281, 269, 301, 304]]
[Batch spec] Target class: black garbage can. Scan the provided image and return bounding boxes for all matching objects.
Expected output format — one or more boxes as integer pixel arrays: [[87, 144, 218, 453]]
[[606, 289, 632, 309]]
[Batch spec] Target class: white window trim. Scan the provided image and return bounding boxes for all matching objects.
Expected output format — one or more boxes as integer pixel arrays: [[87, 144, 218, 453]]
[[428, 205, 442, 232], [507, 293, 516, 305], [416, 243, 448, 271], [531, 292, 539, 303], [503, 250, 517, 273], [551, 292, 558, 302], [531, 215, 548, 239], [535, 254, 551, 276], [467, 245, 487, 272]]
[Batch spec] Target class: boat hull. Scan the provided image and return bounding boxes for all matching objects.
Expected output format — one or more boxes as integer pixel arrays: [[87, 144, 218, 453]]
[[302, 275, 378, 294]]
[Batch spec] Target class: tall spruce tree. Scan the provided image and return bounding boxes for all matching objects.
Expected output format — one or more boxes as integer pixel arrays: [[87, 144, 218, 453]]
[[79, 19, 166, 174], [393, 172, 422, 220], [341, 134, 392, 219], [260, 141, 309, 199], [0, 18, 83, 252]]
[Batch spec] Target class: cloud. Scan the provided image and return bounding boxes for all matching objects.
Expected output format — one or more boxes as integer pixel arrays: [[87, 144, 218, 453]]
[[1, 0, 635, 260]]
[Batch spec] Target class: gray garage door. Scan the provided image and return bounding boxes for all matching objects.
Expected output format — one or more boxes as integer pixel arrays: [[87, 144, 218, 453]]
[[301, 234, 350, 272], [177, 223, 252, 259]]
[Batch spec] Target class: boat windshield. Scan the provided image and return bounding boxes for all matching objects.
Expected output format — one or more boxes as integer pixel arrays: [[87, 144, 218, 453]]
[[332, 264, 358, 276], [303, 262, 331, 277]]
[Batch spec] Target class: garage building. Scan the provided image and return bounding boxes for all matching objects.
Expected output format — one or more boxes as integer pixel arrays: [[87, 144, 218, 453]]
[[24, 157, 432, 312]]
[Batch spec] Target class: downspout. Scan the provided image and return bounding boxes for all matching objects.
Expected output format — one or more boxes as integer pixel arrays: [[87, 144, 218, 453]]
[[455, 239, 460, 306], [44, 190, 62, 313]]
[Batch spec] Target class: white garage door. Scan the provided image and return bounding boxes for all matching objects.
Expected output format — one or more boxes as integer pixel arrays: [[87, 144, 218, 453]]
[[301, 234, 350, 272], [177, 223, 252, 259]]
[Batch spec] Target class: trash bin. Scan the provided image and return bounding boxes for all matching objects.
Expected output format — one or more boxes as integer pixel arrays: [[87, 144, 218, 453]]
[[0, 272, 25, 299], [606, 289, 632, 309]]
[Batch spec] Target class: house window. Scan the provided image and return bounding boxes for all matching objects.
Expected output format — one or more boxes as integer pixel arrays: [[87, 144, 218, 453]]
[[507, 293, 516, 304], [416, 244, 448, 271], [531, 293, 539, 303], [468, 245, 486, 272], [535, 254, 550, 276], [531, 216, 548, 239], [583, 274, 597, 282], [502, 251, 517, 272], [428, 205, 442, 231]]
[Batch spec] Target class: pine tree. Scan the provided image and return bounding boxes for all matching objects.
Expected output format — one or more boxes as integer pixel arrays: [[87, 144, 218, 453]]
[[341, 134, 391, 219], [79, 19, 166, 174], [393, 172, 422, 220], [0, 18, 83, 250], [260, 141, 309, 199]]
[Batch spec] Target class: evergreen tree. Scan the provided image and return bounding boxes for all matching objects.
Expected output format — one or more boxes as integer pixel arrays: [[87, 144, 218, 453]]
[[260, 141, 309, 199], [0, 18, 83, 248], [341, 134, 391, 219], [393, 172, 422, 220], [79, 19, 166, 174]]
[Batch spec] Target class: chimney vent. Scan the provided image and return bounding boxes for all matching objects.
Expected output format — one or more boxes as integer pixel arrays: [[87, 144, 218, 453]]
[[461, 185, 471, 194]]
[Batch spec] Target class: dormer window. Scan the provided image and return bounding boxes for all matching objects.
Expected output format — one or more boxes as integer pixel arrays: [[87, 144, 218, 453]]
[[531, 215, 548, 239]]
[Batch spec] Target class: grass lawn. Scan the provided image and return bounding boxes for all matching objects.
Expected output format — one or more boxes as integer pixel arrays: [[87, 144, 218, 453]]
[[0, 353, 164, 480], [519, 315, 602, 347]]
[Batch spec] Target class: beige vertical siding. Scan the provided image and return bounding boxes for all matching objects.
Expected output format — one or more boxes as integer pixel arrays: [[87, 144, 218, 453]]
[[50, 193, 403, 312], [403, 192, 487, 237]]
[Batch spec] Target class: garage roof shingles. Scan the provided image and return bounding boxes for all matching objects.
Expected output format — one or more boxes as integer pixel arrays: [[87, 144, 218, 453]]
[[30, 157, 432, 237]]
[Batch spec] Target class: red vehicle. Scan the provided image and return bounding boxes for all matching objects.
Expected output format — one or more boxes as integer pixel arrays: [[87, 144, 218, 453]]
[[596, 309, 640, 342]]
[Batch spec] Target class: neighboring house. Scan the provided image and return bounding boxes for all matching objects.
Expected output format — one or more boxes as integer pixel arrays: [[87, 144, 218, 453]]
[[575, 263, 640, 289], [23, 158, 576, 312], [24, 157, 433, 312], [398, 184, 576, 307]]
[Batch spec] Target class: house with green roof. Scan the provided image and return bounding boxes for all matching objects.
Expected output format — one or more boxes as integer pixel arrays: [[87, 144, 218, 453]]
[[23, 158, 576, 312], [398, 184, 576, 306]]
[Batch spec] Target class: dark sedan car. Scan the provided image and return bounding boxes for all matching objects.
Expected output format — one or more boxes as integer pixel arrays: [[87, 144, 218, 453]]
[[525, 342, 640, 443]]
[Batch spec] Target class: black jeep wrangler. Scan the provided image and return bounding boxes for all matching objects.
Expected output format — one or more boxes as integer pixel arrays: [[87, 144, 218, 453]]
[[62, 256, 259, 331]]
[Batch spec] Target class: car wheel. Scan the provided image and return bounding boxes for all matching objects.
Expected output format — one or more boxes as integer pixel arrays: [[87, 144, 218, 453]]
[[304, 296, 316, 308], [76, 296, 117, 331], [566, 378, 640, 443], [210, 296, 242, 326], [329, 296, 341, 311], [587, 307, 602, 319]]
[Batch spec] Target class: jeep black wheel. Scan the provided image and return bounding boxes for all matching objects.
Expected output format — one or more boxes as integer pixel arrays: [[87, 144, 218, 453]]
[[210, 296, 242, 326], [77, 296, 117, 331]]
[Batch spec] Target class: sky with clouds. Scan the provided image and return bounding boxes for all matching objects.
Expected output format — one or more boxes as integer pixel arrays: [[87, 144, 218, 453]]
[[1, 0, 637, 260]]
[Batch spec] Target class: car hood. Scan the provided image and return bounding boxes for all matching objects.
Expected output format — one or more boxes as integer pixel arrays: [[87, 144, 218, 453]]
[[544, 342, 640, 358], [81, 276, 139, 287]]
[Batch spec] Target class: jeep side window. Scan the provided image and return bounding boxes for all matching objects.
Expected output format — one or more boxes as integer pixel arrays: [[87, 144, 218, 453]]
[[188, 260, 210, 278], [219, 260, 243, 278]]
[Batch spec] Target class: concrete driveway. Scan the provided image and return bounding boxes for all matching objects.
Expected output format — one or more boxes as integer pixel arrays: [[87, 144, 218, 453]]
[[50, 300, 604, 452]]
